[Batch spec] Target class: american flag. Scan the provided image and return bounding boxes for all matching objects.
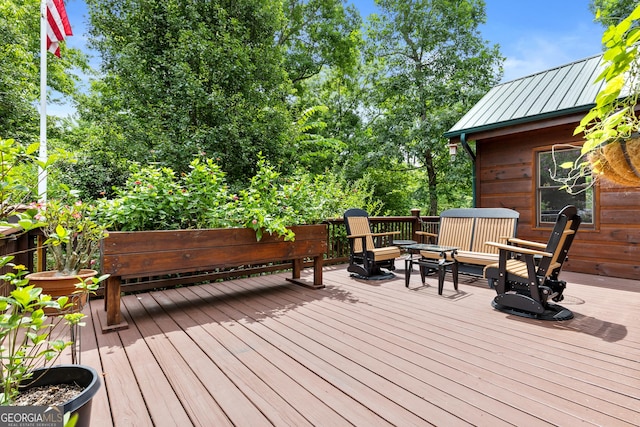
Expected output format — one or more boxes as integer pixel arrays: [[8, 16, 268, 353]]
[[46, 0, 72, 57]]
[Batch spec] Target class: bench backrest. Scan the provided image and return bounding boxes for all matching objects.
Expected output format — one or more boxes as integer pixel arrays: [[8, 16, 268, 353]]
[[436, 208, 519, 253]]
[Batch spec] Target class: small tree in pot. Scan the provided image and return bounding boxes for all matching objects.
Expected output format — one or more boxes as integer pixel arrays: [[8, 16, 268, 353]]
[[35, 196, 108, 277], [24, 193, 109, 304]]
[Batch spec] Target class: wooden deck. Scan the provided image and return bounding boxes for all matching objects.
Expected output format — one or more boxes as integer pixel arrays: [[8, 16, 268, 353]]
[[75, 263, 640, 426]]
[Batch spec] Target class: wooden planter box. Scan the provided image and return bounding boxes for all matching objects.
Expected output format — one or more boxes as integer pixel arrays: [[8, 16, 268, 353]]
[[99, 225, 327, 332]]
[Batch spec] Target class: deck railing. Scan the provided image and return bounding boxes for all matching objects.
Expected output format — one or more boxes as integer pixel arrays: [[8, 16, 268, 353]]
[[3, 211, 440, 296], [324, 212, 439, 264]]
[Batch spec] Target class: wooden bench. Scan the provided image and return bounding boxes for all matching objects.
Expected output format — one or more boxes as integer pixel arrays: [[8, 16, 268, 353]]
[[99, 225, 327, 332], [416, 208, 519, 278]]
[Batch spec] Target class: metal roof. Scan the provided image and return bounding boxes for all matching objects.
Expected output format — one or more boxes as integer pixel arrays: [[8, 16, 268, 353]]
[[444, 54, 606, 138]]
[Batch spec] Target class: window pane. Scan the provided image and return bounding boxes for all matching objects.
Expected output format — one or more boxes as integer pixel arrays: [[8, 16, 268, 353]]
[[539, 150, 589, 187], [538, 149, 594, 225]]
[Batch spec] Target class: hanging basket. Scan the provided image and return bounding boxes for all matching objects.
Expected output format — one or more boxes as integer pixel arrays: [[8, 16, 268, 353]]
[[589, 135, 640, 186]]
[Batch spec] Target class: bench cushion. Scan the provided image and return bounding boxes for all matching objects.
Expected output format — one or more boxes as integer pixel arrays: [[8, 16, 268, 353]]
[[451, 250, 499, 266], [372, 246, 401, 261]]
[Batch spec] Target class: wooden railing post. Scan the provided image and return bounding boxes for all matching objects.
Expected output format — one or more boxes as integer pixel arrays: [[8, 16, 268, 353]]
[[36, 234, 46, 272], [410, 208, 421, 242]]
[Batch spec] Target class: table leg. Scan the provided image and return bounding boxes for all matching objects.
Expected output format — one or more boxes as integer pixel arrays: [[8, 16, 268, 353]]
[[405, 257, 412, 287], [437, 265, 445, 295], [452, 261, 459, 291]]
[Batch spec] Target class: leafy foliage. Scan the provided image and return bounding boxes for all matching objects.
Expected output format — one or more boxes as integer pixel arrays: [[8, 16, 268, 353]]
[[0, 0, 87, 143], [350, 0, 502, 214], [2, 0, 511, 216], [0, 257, 99, 405], [575, 3, 640, 153], [31, 196, 109, 276], [278, 0, 362, 87], [554, 2, 640, 193], [95, 156, 380, 240], [590, 0, 638, 27], [84, 0, 294, 182]]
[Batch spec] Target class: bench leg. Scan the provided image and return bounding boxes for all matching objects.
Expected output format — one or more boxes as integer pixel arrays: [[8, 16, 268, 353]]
[[452, 262, 459, 291], [98, 276, 129, 333], [286, 257, 325, 289], [292, 258, 302, 279], [313, 256, 323, 287]]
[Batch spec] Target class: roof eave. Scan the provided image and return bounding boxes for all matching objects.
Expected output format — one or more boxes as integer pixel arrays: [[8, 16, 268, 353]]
[[443, 104, 595, 140]]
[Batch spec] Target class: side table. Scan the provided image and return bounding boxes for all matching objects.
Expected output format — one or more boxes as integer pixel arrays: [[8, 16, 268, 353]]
[[392, 239, 417, 249], [404, 244, 459, 295]]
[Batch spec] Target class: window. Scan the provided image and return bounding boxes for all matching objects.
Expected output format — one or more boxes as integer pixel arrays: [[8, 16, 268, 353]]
[[537, 148, 594, 226]]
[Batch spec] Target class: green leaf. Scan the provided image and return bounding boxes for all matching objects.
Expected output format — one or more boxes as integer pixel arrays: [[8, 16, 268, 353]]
[[559, 161, 574, 169], [55, 224, 68, 238]]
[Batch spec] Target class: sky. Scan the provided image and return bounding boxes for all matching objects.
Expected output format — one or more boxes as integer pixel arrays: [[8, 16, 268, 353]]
[[51, 0, 605, 116]]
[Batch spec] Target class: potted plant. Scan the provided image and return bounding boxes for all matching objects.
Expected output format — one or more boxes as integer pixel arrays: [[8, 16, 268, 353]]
[[568, 4, 640, 187], [25, 195, 109, 306], [0, 255, 102, 425]]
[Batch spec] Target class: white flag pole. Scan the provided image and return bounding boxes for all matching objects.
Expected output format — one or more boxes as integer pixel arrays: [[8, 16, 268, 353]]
[[38, 0, 48, 203]]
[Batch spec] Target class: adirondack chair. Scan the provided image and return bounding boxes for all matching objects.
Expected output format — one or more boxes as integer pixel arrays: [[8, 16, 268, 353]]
[[344, 208, 401, 278], [484, 205, 581, 320]]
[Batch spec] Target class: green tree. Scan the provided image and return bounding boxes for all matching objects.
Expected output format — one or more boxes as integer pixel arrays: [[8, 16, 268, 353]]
[[81, 0, 364, 185], [277, 0, 362, 89], [83, 0, 293, 182], [590, 0, 638, 27], [0, 0, 86, 143], [360, 0, 502, 214]]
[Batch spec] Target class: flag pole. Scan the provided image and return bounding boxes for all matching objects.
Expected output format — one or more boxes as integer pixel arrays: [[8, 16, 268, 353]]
[[39, 0, 48, 202]]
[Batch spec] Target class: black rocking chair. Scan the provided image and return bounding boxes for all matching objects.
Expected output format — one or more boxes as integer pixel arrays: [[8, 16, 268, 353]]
[[484, 205, 581, 320], [343, 208, 401, 278]]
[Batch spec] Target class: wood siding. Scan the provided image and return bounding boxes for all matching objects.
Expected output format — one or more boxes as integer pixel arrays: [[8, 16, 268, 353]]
[[474, 121, 640, 280]]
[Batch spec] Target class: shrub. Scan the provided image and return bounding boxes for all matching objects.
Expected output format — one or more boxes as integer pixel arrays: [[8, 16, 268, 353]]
[[95, 155, 381, 240]]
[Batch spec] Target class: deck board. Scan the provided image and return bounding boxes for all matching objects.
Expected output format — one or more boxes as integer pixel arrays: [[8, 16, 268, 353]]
[[156, 287, 330, 426], [125, 294, 238, 426], [116, 298, 193, 426], [79, 264, 640, 426]]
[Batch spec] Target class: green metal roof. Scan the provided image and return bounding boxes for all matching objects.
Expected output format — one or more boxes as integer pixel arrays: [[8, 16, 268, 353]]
[[445, 54, 606, 138]]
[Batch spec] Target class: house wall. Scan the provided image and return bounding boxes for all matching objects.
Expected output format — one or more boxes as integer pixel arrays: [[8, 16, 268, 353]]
[[473, 121, 640, 280]]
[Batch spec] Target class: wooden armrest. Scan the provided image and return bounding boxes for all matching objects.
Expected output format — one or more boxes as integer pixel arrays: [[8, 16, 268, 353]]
[[371, 231, 401, 237], [347, 233, 370, 239], [485, 241, 553, 258], [507, 237, 547, 249], [415, 231, 437, 238]]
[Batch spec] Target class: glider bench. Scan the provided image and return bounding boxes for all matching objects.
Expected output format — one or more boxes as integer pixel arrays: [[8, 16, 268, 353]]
[[99, 225, 327, 332], [415, 208, 519, 279]]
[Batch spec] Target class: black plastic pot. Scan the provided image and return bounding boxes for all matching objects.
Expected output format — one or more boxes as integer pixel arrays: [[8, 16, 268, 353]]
[[20, 365, 101, 427]]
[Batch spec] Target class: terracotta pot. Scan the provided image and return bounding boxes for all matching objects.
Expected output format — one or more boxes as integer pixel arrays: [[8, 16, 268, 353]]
[[25, 269, 97, 313], [589, 136, 640, 186]]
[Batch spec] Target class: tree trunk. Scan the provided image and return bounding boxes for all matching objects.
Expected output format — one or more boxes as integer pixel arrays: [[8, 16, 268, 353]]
[[424, 149, 438, 215]]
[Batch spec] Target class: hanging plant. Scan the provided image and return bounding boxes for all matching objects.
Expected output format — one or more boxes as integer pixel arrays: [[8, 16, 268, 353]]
[[555, 5, 640, 191]]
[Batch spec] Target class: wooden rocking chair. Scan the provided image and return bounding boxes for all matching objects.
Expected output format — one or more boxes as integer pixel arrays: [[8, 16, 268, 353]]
[[484, 205, 581, 320], [344, 209, 401, 278]]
